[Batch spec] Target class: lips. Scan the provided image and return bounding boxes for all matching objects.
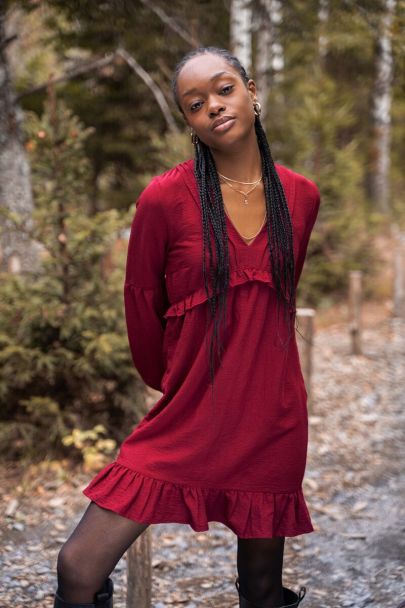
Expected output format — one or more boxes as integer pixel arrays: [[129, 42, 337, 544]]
[[211, 116, 235, 131]]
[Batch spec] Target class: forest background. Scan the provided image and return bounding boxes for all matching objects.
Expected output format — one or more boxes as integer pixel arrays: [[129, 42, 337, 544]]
[[0, 0, 403, 465]]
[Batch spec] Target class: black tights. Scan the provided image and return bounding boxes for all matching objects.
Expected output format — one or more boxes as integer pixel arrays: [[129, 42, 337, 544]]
[[56, 501, 285, 606], [56, 502, 149, 603], [237, 536, 285, 606]]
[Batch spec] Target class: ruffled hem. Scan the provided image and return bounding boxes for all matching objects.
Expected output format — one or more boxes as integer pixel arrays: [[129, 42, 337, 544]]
[[82, 459, 314, 538]]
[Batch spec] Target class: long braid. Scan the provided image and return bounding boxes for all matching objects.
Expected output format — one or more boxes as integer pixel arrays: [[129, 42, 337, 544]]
[[171, 47, 296, 404], [255, 117, 296, 346], [195, 139, 230, 399]]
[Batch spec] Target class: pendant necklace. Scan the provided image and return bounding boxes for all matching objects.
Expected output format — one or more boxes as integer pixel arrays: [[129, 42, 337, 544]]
[[218, 170, 266, 240], [219, 174, 263, 206]]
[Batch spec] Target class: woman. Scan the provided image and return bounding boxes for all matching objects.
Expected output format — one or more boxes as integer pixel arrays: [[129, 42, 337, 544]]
[[53, 46, 320, 608]]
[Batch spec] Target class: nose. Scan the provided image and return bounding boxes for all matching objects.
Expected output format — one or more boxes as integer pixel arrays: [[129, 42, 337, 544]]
[[208, 95, 226, 117]]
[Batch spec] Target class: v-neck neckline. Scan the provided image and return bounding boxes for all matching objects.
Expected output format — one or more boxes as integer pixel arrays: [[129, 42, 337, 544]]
[[178, 158, 295, 249], [224, 212, 267, 248]]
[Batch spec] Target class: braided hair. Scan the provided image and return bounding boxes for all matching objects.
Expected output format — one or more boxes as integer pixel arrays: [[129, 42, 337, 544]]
[[171, 47, 296, 403]]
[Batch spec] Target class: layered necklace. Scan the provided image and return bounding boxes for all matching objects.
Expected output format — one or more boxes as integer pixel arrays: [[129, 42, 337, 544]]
[[218, 171, 262, 206], [218, 170, 266, 242]]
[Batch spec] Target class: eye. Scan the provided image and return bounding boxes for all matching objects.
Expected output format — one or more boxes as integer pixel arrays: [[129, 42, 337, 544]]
[[189, 84, 234, 112], [221, 84, 234, 94], [190, 101, 202, 112]]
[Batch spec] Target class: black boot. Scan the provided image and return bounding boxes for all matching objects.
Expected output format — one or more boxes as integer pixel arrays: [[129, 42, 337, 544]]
[[53, 577, 114, 608], [235, 576, 306, 607]]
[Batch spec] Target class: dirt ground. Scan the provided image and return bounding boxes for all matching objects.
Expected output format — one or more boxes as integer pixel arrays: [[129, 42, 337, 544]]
[[1, 299, 404, 608]]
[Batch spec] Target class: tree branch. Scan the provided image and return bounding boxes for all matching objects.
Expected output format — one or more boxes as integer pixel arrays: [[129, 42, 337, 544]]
[[15, 49, 180, 133], [0, 33, 18, 51], [15, 53, 116, 101], [116, 48, 179, 133], [138, 0, 197, 46]]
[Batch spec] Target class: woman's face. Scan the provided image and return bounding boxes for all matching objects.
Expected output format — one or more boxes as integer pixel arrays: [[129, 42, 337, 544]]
[[176, 53, 257, 149]]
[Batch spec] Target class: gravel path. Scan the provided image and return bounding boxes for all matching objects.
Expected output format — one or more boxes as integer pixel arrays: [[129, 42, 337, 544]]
[[1, 308, 404, 608]]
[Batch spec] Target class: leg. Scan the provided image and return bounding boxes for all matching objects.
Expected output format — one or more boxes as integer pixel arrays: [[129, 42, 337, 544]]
[[56, 501, 149, 603], [237, 536, 285, 607]]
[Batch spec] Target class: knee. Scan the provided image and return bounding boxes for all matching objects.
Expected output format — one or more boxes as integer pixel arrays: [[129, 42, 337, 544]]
[[56, 541, 93, 589]]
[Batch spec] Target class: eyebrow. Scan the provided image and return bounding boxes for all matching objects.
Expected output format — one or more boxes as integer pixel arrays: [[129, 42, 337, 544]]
[[181, 71, 235, 98]]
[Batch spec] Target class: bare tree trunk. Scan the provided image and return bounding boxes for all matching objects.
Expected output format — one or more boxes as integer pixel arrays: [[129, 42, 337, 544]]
[[369, 0, 396, 214], [318, 0, 329, 66], [230, 0, 253, 74], [254, 0, 284, 124], [0, 5, 40, 272], [312, 0, 330, 181]]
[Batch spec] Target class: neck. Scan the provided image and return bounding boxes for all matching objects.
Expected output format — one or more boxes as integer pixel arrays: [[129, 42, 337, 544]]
[[208, 128, 262, 182]]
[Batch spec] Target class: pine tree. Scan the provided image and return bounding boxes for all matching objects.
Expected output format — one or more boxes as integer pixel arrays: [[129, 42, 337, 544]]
[[264, 4, 381, 305], [0, 91, 145, 464]]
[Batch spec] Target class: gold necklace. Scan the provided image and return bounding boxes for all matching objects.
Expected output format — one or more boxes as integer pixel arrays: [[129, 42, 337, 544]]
[[217, 171, 262, 186], [224, 205, 267, 242], [220, 175, 263, 205]]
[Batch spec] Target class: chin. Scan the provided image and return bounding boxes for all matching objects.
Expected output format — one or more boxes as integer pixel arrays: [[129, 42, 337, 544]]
[[209, 131, 247, 151]]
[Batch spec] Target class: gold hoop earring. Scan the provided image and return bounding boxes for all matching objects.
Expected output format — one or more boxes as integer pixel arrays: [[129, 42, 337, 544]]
[[190, 129, 199, 145], [253, 101, 262, 117]]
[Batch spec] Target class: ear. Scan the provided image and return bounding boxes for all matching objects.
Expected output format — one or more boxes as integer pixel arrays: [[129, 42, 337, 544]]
[[247, 79, 257, 101]]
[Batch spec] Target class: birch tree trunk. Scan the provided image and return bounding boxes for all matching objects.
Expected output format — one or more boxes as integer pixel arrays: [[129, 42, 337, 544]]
[[0, 5, 39, 272], [318, 0, 329, 66], [369, 0, 396, 214], [255, 0, 284, 124], [312, 0, 330, 180], [230, 0, 253, 74]]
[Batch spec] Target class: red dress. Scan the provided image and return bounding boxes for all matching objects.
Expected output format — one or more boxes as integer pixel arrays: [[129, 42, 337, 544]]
[[82, 158, 321, 538]]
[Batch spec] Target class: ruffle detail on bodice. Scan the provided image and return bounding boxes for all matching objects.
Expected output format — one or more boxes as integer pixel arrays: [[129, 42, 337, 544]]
[[82, 458, 314, 538], [164, 267, 281, 319]]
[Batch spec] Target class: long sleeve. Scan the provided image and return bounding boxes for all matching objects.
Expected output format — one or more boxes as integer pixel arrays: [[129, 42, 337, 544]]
[[124, 177, 170, 392], [294, 184, 321, 288]]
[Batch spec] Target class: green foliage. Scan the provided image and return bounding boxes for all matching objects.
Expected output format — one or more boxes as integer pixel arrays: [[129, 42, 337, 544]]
[[11, 1, 404, 307], [61, 424, 117, 471], [265, 16, 385, 306], [0, 96, 146, 462], [13, 0, 229, 211]]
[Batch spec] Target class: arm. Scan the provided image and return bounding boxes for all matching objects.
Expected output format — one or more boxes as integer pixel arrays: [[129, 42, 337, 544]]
[[294, 184, 321, 288], [124, 177, 170, 392]]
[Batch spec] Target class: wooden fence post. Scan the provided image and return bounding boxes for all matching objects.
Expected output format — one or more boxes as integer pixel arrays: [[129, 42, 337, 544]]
[[126, 385, 158, 607], [348, 270, 362, 355], [126, 526, 152, 608], [8, 253, 21, 274], [392, 228, 405, 318], [296, 308, 315, 413]]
